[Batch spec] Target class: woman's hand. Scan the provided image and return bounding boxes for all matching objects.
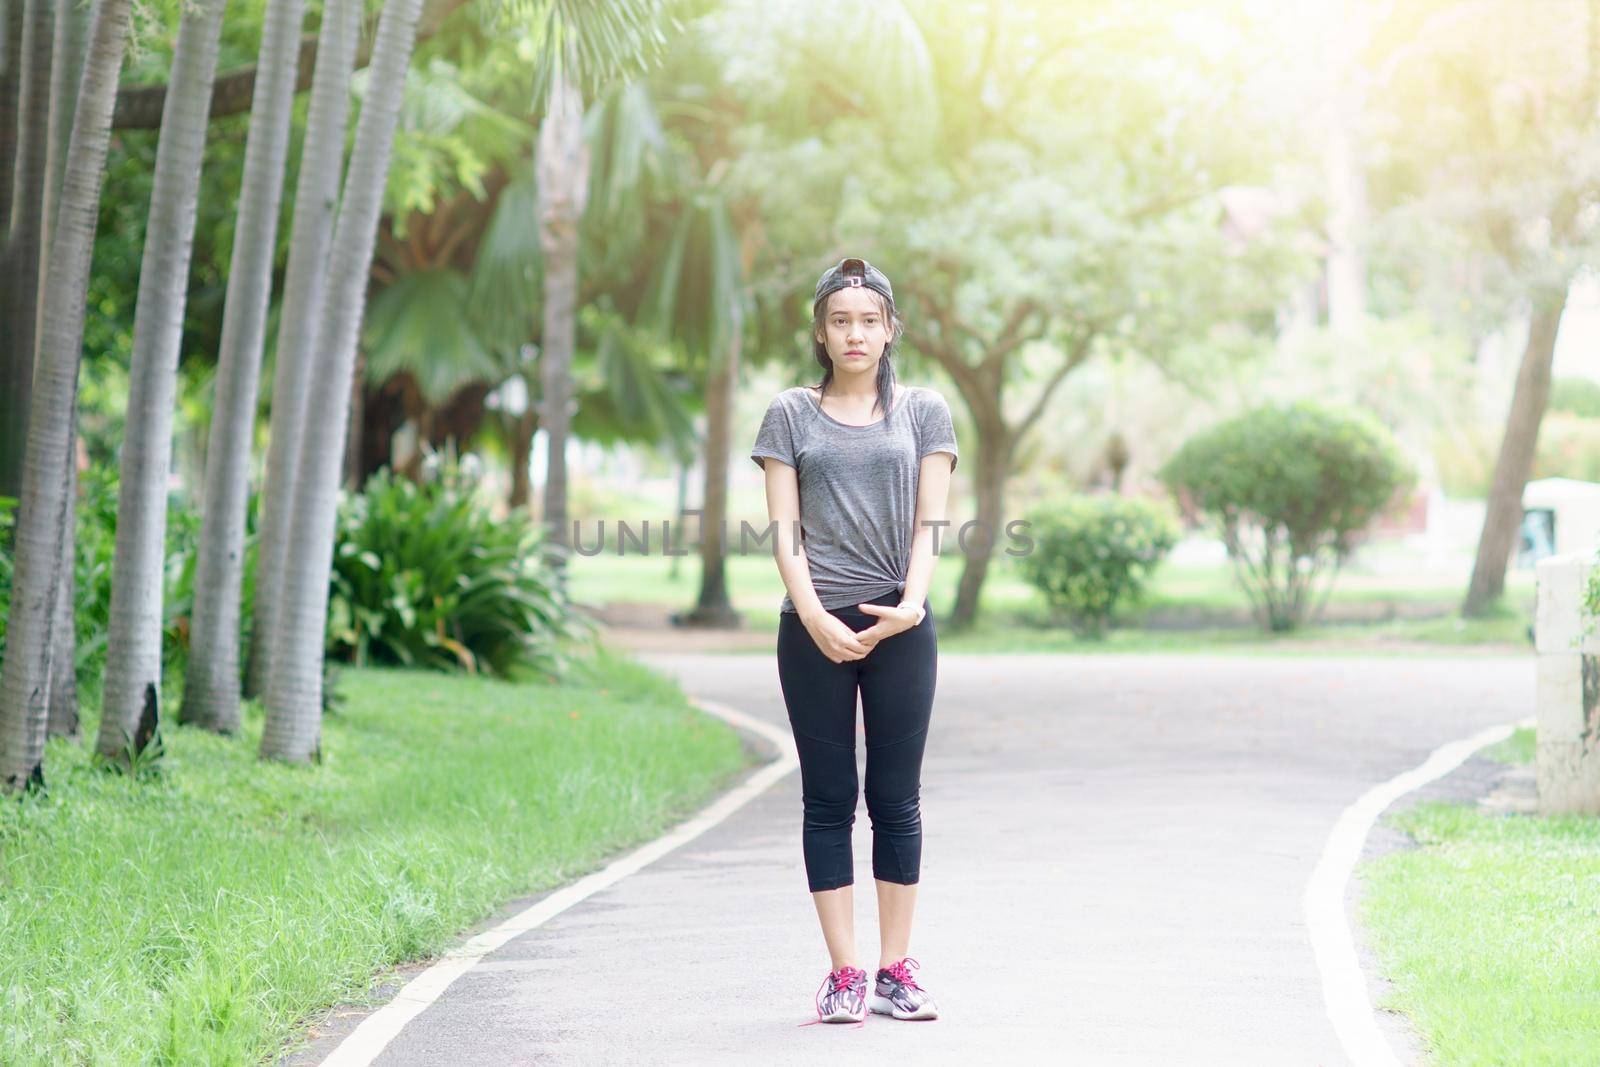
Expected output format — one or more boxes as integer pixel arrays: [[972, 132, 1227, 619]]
[[852, 602, 925, 650], [802, 611, 873, 664]]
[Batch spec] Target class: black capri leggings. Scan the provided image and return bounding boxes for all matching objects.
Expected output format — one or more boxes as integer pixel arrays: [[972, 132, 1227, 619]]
[[776, 588, 937, 893]]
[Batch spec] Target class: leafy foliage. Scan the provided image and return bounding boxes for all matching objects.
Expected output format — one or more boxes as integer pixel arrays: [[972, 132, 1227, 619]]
[[0, 470, 228, 698], [1550, 378, 1600, 421], [1015, 494, 1180, 638], [328, 460, 596, 680], [1158, 401, 1414, 632]]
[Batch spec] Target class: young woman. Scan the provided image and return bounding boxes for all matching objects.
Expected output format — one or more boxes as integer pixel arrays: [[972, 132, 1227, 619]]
[[749, 257, 958, 1025]]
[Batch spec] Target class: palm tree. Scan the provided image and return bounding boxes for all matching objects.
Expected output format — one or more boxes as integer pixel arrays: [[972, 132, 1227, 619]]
[[261, 0, 430, 763], [95, 0, 230, 764], [534, 66, 587, 585], [180, 0, 309, 733], [243, 0, 361, 700], [1, 0, 18, 235], [259, 0, 676, 761], [0, 0, 52, 502], [0, 0, 137, 792], [639, 187, 746, 627], [523, 1, 673, 580], [0, 0, 19, 498], [40, 0, 85, 248], [41, 0, 88, 740]]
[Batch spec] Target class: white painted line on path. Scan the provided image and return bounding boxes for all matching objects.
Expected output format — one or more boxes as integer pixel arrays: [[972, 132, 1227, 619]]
[[319, 697, 797, 1067], [1306, 716, 1535, 1066]]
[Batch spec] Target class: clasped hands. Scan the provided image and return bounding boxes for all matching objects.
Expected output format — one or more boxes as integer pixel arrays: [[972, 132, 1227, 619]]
[[803, 601, 925, 664]]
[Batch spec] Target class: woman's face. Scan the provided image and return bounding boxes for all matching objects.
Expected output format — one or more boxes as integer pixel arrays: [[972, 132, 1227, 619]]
[[816, 286, 892, 372]]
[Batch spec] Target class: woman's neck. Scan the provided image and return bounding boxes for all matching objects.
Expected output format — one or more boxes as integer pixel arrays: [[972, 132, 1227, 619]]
[[820, 367, 882, 400]]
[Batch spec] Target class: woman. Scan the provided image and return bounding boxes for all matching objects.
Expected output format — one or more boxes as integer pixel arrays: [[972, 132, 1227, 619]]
[[749, 256, 959, 1025]]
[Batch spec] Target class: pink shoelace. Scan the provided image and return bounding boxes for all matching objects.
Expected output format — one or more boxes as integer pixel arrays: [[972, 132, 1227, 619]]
[[883, 956, 923, 990], [797, 965, 868, 1028]]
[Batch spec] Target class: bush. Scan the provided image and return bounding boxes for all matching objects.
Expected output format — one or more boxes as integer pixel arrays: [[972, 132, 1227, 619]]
[[328, 462, 595, 680], [4, 458, 590, 694], [0, 470, 212, 697], [1533, 413, 1600, 483], [1550, 377, 1600, 420], [1015, 494, 1180, 637], [1158, 400, 1414, 632]]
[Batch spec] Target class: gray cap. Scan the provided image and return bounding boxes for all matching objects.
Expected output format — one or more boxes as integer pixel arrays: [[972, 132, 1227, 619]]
[[812, 257, 894, 310]]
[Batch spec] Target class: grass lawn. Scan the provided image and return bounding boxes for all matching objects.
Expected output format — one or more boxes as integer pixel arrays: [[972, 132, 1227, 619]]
[[0, 652, 752, 1065], [1360, 740, 1600, 1065], [568, 546, 1538, 616], [572, 552, 1537, 655]]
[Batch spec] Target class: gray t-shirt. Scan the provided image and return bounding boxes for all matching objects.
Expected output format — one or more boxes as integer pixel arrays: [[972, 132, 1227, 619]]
[[750, 383, 959, 613]]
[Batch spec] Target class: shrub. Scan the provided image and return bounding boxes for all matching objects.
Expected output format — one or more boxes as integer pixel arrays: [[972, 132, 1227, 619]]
[[1550, 377, 1600, 420], [1532, 413, 1600, 483], [1015, 493, 1180, 637], [1158, 400, 1414, 632], [328, 463, 595, 680], [0, 470, 210, 694]]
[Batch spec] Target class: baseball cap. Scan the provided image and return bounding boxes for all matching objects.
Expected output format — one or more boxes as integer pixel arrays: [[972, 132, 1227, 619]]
[[813, 257, 894, 310]]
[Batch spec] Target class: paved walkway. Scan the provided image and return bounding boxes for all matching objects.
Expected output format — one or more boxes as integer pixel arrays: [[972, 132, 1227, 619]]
[[289, 648, 1532, 1066]]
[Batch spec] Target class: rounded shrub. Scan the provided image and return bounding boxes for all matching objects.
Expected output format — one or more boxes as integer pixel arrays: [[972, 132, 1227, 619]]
[[1157, 399, 1413, 631], [1015, 493, 1180, 637]]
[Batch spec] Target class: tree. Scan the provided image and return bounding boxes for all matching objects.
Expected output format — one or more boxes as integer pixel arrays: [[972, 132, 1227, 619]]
[[41, 0, 88, 739], [261, 0, 430, 763], [0, 0, 52, 502], [0, 0, 137, 792], [243, 0, 361, 701], [534, 66, 587, 587], [1464, 289, 1570, 615], [1357, 0, 1600, 615], [718, 0, 1296, 628], [181, 0, 308, 733], [107, 0, 471, 129], [95, 0, 230, 765], [257, 0, 679, 760]]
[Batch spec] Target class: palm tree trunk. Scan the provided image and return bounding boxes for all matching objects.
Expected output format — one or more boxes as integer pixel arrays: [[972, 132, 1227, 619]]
[[0, 0, 49, 502], [508, 392, 537, 510], [1462, 289, 1569, 617], [535, 68, 589, 590], [683, 304, 741, 626], [40, 0, 84, 254], [95, 0, 229, 763], [342, 352, 365, 490], [261, 0, 426, 763], [45, 426, 78, 738], [0, 0, 19, 237], [181, 0, 307, 734], [243, 0, 359, 700], [0, 0, 136, 793], [40, 0, 87, 740]]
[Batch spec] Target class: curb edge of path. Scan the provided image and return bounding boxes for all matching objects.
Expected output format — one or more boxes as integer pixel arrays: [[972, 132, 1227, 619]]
[[1307, 715, 1535, 1067], [299, 696, 798, 1067]]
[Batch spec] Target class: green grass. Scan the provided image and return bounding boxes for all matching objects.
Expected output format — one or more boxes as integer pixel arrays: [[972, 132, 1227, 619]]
[[582, 552, 1536, 656], [1481, 726, 1536, 764], [568, 545, 1537, 614], [0, 653, 751, 1065], [1361, 800, 1600, 1066]]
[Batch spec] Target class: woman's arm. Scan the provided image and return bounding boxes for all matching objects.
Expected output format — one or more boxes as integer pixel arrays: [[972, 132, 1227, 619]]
[[899, 450, 956, 618], [762, 458, 870, 662]]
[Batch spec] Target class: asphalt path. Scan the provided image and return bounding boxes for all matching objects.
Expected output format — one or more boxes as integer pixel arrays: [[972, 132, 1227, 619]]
[[288, 647, 1532, 1066]]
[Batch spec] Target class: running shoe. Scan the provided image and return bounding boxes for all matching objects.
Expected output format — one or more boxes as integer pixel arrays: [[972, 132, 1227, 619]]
[[810, 964, 868, 1024], [870, 956, 938, 1020]]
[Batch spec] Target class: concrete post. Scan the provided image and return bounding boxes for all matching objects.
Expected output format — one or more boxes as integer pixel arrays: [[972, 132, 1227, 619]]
[[1534, 552, 1600, 814]]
